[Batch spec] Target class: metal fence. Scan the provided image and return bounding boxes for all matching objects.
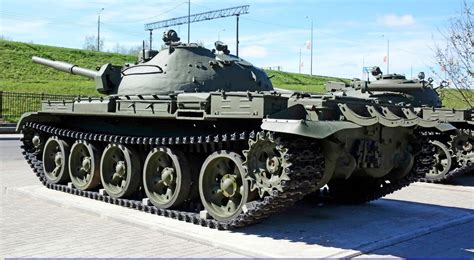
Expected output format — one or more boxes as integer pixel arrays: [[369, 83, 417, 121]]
[[0, 91, 76, 121]]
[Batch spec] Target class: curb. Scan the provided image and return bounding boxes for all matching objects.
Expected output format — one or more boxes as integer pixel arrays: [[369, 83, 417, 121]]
[[0, 134, 22, 140], [0, 123, 17, 134]]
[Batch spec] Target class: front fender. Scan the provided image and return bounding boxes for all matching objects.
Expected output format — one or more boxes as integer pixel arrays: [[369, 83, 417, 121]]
[[16, 112, 37, 132], [434, 122, 457, 132], [261, 119, 362, 139], [16, 112, 60, 132]]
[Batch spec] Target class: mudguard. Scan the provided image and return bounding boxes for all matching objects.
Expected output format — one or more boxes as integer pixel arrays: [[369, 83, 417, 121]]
[[16, 112, 59, 132], [434, 122, 457, 132], [261, 119, 362, 139], [16, 112, 37, 132]]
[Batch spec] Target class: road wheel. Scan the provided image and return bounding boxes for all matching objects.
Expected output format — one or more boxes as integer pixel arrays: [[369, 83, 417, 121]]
[[43, 136, 70, 184], [199, 151, 249, 222], [69, 140, 101, 190], [143, 147, 191, 209], [100, 144, 141, 198]]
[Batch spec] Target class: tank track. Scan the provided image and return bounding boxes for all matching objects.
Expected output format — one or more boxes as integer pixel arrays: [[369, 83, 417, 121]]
[[317, 132, 435, 204], [419, 128, 474, 183], [418, 160, 474, 183], [20, 122, 324, 230]]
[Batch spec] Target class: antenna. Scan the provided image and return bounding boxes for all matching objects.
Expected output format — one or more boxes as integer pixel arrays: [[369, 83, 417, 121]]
[[144, 5, 249, 57]]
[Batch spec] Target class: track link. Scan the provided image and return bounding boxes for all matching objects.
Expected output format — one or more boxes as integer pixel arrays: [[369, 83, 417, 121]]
[[20, 122, 324, 230], [419, 128, 474, 183]]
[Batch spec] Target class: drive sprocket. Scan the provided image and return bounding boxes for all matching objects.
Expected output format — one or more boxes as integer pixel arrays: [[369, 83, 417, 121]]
[[450, 129, 474, 168], [243, 131, 290, 198]]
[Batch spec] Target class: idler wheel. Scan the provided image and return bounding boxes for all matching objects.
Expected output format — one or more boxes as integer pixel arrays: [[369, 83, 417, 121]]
[[43, 136, 70, 184], [143, 147, 191, 209], [100, 144, 141, 198], [425, 140, 452, 181], [199, 151, 249, 222], [68, 140, 101, 190]]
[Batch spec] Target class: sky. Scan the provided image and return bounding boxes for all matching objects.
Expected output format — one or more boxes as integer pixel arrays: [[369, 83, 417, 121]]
[[0, 0, 466, 79]]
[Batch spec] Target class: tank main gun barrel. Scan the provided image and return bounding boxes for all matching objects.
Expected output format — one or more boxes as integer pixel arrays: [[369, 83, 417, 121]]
[[32, 56, 98, 79]]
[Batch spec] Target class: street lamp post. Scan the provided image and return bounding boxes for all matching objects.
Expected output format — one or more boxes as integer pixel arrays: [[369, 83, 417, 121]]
[[306, 16, 313, 76], [97, 8, 104, 52], [299, 48, 302, 74]]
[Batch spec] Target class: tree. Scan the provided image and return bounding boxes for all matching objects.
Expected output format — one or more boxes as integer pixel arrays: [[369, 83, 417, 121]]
[[434, 0, 473, 107], [0, 35, 12, 41], [113, 43, 128, 54], [83, 35, 104, 51], [126, 41, 150, 56], [127, 45, 142, 55]]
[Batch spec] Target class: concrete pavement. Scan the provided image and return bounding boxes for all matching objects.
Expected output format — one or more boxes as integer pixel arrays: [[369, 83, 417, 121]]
[[0, 139, 244, 258], [1, 139, 474, 257], [0, 192, 244, 258]]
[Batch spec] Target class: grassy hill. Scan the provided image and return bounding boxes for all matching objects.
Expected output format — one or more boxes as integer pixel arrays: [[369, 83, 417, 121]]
[[266, 70, 348, 93], [0, 39, 472, 109], [0, 40, 135, 96]]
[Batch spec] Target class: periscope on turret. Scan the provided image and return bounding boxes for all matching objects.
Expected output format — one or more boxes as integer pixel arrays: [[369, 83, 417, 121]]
[[17, 30, 444, 229]]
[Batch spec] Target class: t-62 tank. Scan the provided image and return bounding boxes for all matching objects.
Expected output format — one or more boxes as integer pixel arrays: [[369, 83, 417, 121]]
[[18, 30, 442, 229], [326, 67, 473, 183]]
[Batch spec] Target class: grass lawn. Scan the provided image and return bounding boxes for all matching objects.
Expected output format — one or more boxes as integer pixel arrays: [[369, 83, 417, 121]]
[[0, 39, 134, 97]]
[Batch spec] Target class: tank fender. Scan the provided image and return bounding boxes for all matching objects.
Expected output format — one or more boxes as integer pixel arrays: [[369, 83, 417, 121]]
[[261, 119, 362, 139], [435, 122, 457, 132], [16, 112, 37, 132], [16, 112, 59, 132]]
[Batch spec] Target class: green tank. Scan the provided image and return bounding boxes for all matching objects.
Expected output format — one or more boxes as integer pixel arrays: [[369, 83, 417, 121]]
[[326, 66, 473, 183], [18, 31, 441, 229]]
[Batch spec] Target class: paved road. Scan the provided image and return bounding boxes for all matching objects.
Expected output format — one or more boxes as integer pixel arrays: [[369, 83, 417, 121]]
[[1, 138, 473, 257]]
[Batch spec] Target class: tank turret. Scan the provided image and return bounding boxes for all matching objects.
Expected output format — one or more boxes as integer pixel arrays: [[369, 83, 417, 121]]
[[32, 30, 273, 96], [327, 66, 443, 107]]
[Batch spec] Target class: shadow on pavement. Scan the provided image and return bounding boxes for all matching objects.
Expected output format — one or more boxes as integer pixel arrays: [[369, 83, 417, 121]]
[[234, 197, 474, 257], [447, 174, 474, 187]]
